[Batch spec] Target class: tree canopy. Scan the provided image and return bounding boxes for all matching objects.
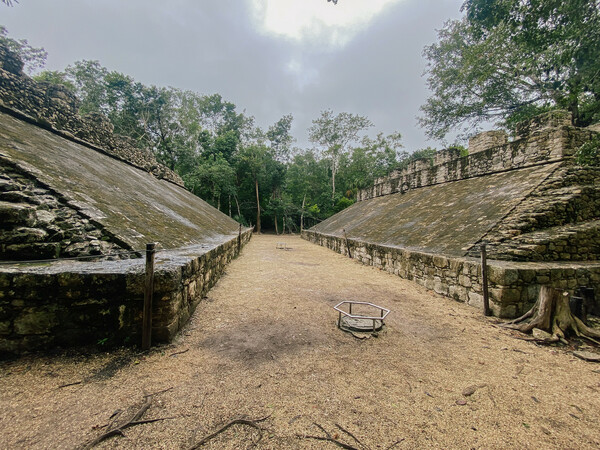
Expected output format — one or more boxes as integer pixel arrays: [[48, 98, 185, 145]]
[[419, 0, 600, 140]]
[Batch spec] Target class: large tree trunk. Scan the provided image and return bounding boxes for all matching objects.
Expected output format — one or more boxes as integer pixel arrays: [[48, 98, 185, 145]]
[[274, 214, 279, 235], [255, 178, 261, 234], [503, 286, 600, 344]]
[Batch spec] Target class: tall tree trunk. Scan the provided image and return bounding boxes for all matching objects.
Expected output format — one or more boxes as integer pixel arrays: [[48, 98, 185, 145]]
[[300, 193, 306, 233], [332, 168, 336, 203], [217, 195, 221, 211], [275, 214, 279, 235], [235, 194, 241, 218], [228, 195, 232, 217], [255, 178, 261, 234], [283, 216, 286, 235]]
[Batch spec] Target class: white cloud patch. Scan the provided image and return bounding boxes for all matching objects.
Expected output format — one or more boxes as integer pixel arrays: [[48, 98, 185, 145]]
[[249, 0, 403, 48]]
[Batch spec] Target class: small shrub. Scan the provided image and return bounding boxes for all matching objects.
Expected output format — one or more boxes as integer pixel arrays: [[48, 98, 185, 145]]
[[576, 135, 600, 166]]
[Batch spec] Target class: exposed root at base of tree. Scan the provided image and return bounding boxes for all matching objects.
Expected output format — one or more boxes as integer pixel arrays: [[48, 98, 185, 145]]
[[502, 286, 600, 345], [81, 387, 174, 449], [187, 414, 271, 449]]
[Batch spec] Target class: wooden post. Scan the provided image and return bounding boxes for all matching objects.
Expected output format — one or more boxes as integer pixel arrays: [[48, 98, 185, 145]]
[[481, 243, 490, 316], [142, 242, 156, 350], [343, 228, 352, 259]]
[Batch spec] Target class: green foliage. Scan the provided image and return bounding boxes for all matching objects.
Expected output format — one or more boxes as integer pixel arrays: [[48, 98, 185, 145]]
[[334, 196, 354, 213], [33, 70, 76, 91], [32, 43, 407, 232], [447, 145, 468, 158], [308, 110, 373, 200], [0, 25, 47, 74], [267, 114, 294, 162], [576, 135, 600, 166], [420, 0, 600, 140]]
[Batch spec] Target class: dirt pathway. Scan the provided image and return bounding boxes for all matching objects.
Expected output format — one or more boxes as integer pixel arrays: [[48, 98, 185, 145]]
[[1, 235, 600, 449]]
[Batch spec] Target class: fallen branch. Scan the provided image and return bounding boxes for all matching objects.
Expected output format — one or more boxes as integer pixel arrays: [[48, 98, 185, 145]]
[[82, 389, 173, 449], [188, 414, 271, 449], [58, 381, 82, 389], [169, 349, 189, 357]]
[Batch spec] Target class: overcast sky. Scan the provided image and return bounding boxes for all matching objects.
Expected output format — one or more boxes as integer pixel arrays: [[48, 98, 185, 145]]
[[2, 0, 465, 152]]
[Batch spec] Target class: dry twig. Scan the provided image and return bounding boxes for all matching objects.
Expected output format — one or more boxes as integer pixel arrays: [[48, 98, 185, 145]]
[[188, 414, 271, 449], [58, 381, 82, 389], [296, 423, 359, 449], [385, 439, 405, 449], [335, 423, 367, 449], [81, 388, 173, 449]]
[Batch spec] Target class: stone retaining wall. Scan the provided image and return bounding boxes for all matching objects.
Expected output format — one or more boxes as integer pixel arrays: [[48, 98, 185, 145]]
[[0, 229, 252, 356], [302, 230, 600, 318]]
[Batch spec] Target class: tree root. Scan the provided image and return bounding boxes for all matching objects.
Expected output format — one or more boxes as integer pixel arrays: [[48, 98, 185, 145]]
[[501, 286, 600, 345], [188, 414, 271, 449], [81, 388, 173, 449]]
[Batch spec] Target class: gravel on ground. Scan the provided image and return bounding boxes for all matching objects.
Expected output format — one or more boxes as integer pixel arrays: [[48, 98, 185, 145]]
[[1, 234, 600, 449]]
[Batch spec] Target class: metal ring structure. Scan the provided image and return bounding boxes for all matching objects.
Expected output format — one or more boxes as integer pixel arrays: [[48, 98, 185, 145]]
[[334, 301, 390, 332]]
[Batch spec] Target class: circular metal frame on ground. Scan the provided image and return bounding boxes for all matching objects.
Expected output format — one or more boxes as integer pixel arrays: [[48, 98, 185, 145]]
[[334, 301, 390, 332]]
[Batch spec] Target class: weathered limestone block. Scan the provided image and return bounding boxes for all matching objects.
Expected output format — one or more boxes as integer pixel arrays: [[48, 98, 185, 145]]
[[14, 308, 58, 335], [469, 131, 509, 154]]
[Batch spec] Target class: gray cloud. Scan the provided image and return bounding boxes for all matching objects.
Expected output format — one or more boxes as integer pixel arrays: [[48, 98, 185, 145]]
[[2, 0, 464, 151]]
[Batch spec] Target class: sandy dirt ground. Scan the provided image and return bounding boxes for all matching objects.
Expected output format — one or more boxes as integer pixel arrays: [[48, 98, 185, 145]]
[[1, 234, 600, 449]]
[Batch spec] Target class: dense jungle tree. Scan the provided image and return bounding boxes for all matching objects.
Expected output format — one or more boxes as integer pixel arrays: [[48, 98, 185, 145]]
[[420, 0, 600, 140], [308, 110, 373, 203]]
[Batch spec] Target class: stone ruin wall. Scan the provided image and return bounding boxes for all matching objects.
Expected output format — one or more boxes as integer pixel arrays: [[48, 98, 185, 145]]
[[357, 111, 600, 264], [359, 110, 595, 202], [0, 43, 187, 261], [0, 230, 252, 355], [0, 44, 255, 355], [0, 159, 130, 261], [306, 112, 600, 318], [0, 44, 183, 187]]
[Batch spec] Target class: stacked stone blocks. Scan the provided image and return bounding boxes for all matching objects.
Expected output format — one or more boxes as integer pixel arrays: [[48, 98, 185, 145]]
[[0, 230, 252, 355]]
